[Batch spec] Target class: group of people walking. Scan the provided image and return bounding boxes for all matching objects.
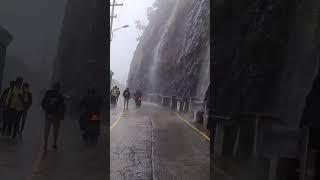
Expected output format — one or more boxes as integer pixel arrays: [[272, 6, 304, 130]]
[[0, 79, 143, 150], [0, 78, 107, 151], [0, 77, 32, 139], [110, 86, 132, 110], [110, 86, 120, 106], [0, 78, 65, 151]]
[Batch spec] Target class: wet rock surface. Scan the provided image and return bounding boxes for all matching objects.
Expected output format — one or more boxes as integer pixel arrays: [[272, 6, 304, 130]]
[[128, 0, 210, 99], [213, 0, 320, 127]]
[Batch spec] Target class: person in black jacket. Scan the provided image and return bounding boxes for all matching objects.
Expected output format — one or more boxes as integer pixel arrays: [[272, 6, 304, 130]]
[[0, 81, 15, 136], [19, 83, 32, 137], [123, 88, 131, 110], [41, 82, 65, 151]]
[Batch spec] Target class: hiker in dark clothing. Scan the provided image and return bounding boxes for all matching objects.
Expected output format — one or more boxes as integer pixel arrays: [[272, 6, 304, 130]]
[[123, 88, 131, 110], [0, 81, 15, 136], [41, 82, 65, 151], [8, 77, 24, 139], [19, 83, 32, 137], [116, 87, 120, 105]]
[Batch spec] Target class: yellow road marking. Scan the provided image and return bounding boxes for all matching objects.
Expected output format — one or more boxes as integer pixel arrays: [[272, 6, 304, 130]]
[[27, 110, 124, 179], [27, 111, 124, 179], [110, 112, 123, 130], [174, 112, 210, 142], [25, 145, 46, 180]]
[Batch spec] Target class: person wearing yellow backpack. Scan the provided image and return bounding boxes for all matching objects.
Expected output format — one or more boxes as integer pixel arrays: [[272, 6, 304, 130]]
[[5, 77, 24, 139], [110, 86, 118, 107]]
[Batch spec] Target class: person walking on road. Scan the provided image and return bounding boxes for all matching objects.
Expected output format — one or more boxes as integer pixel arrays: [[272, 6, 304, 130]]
[[115, 87, 120, 106], [41, 82, 65, 151], [110, 86, 117, 107], [19, 83, 32, 137], [0, 81, 15, 136], [123, 88, 131, 110], [8, 77, 25, 139]]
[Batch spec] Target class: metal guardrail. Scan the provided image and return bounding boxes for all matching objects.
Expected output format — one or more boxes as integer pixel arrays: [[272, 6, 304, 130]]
[[211, 113, 306, 180], [146, 93, 205, 113]]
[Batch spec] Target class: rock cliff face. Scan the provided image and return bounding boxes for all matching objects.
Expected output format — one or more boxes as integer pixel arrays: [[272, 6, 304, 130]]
[[53, 0, 107, 97], [213, 0, 320, 128], [127, 0, 210, 100]]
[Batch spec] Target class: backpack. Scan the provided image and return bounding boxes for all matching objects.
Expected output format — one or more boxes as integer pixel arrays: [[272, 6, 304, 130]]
[[44, 92, 61, 114], [111, 89, 117, 97], [123, 90, 130, 98]]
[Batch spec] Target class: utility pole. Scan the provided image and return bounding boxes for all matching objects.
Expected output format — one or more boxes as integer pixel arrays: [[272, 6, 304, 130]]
[[110, 0, 123, 37]]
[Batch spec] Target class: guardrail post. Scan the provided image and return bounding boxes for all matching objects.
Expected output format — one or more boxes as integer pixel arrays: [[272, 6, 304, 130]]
[[171, 96, 174, 109], [189, 98, 192, 112], [177, 100, 180, 111], [161, 96, 164, 106], [214, 122, 225, 156], [253, 115, 259, 158], [148, 94, 151, 102], [203, 101, 208, 129]]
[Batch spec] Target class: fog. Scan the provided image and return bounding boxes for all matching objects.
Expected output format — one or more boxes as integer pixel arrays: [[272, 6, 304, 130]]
[[0, 0, 155, 98], [110, 0, 155, 86], [0, 0, 67, 99]]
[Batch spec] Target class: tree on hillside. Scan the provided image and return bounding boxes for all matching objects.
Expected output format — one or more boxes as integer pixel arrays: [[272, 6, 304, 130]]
[[135, 20, 146, 41]]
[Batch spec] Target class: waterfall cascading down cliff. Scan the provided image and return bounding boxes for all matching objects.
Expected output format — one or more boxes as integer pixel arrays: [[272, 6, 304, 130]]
[[128, 0, 210, 100]]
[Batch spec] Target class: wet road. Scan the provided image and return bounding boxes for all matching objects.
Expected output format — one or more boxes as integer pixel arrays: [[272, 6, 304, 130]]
[[0, 105, 43, 180], [0, 96, 209, 180], [27, 115, 107, 180], [110, 100, 210, 180], [0, 100, 107, 180]]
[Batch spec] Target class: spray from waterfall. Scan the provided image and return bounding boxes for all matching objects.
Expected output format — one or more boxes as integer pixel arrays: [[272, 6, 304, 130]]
[[149, 0, 180, 93]]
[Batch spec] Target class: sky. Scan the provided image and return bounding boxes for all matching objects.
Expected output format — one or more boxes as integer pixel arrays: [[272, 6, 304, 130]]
[[110, 0, 155, 85]]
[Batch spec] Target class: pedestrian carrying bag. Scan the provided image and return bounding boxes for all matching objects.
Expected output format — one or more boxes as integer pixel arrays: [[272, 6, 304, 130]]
[[44, 94, 60, 114], [124, 91, 129, 97]]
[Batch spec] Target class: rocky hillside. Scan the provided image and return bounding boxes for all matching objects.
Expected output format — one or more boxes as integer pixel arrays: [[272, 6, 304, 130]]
[[52, 0, 107, 97], [213, 0, 320, 128], [127, 0, 210, 100]]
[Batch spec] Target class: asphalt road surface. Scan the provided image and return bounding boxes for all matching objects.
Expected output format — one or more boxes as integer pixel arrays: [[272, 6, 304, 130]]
[[111, 99, 210, 180], [0, 99, 108, 180], [0, 106, 43, 180], [0, 95, 209, 180]]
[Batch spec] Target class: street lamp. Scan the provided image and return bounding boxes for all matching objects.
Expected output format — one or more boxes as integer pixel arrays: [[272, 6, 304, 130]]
[[111, 25, 129, 41]]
